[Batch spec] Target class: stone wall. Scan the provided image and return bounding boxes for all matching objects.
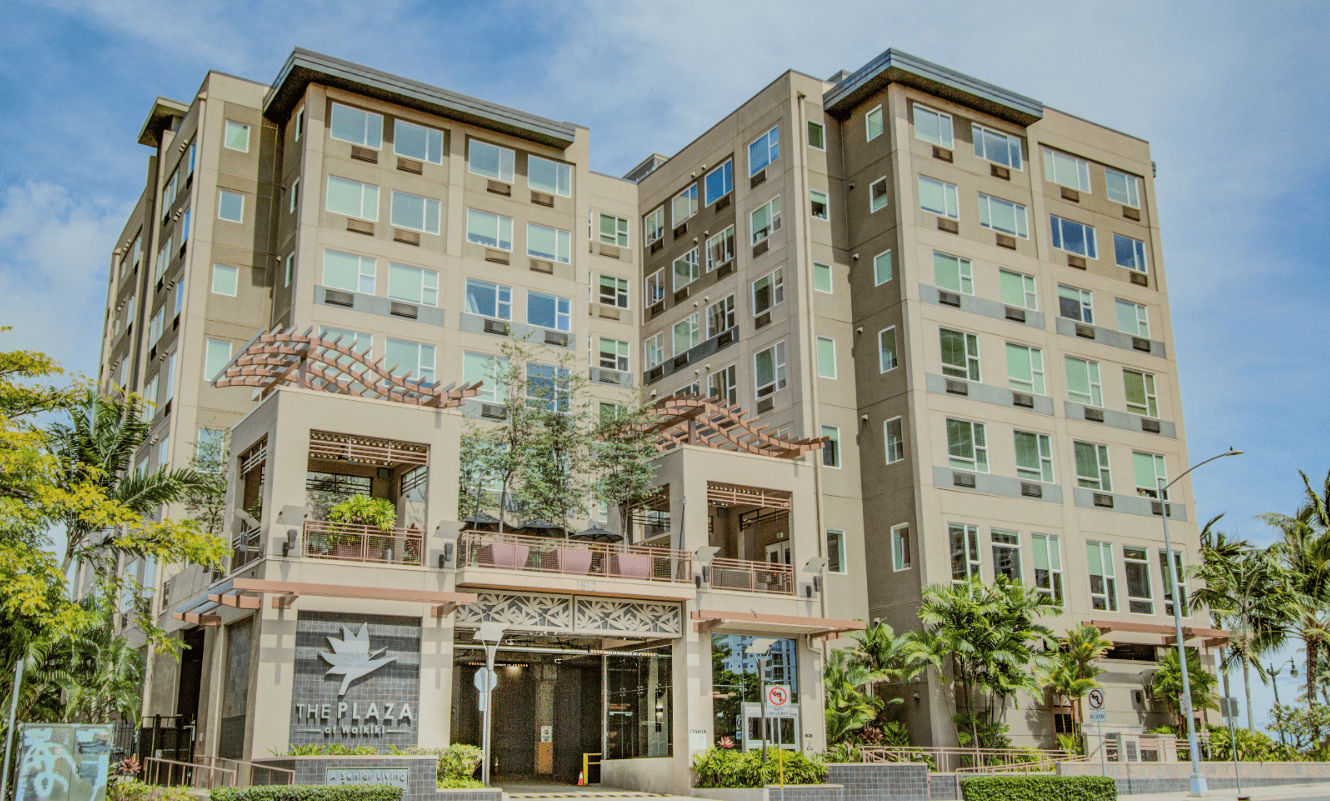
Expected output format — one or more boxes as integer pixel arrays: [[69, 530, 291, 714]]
[[825, 763, 930, 801], [1056, 760, 1330, 795], [255, 756, 436, 801]]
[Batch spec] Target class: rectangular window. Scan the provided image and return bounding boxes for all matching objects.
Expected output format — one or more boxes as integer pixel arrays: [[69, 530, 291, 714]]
[[527, 363, 571, 412], [672, 313, 699, 355], [599, 213, 629, 247], [914, 104, 954, 148], [813, 262, 832, 293], [326, 176, 378, 221], [1074, 441, 1112, 491], [174, 277, 185, 316], [992, 530, 1022, 581], [673, 247, 700, 290], [156, 238, 171, 281], [865, 106, 884, 141], [1058, 285, 1094, 323], [1065, 356, 1102, 406], [466, 209, 513, 250], [807, 120, 825, 150], [185, 142, 196, 177], [599, 275, 629, 308], [884, 417, 904, 464], [468, 140, 515, 182], [750, 197, 782, 244], [705, 226, 735, 271], [141, 376, 158, 416], [465, 279, 512, 320], [816, 337, 837, 378], [878, 327, 898, 373], [644, 334, 664, 369], [645, 270, 665, 306], [821, 425, 840, 468], [1124, 370, 1159, 417], [289, 178, 300, 213], [1106, 168, 1141, 207], [753, 342, 787, 398], [891, 524, 911, 571], [869, 177, 889, 212], [1014, 431, 1054, 483], [708, 365, 737, 405], [330, 104, 382, 149], [390, 190, 441, 234], [528, 155, 572, 196], [196, 428, 226, 466], [223, 120, 250, 152], [599, 337, 629, 371], [211, 263, 238, 296], [1115, 299, 1150, 338], [179, 207, 191, 242], [1000, 270, 1038, 310], [949, 524, 981, 584], [149, 307, 164, 344], [978, 194, 1029, 238], [293, 107, 304, 142], [1087, 541, 1118, 611], [1124, 546, 1154, 614], [284, 255, 294, 288], [217, 190, 244, 223], [1050, 215, 1098, 258], [204, 339, 231, 381], [972, 124, 1022, 169], [672, 184, 699, 224], [1114, 233, 1148, 273], [749, 126, 779, 176], [163, 352, 175, 402], [1042, 148, 1091, 191], [810, 190, 829, 220], [393, 119, 443, 163], [644, 207, 665, 245], [827, 530, 846, 573], [1006, 343, 1045, 394], [1133, 451, 1168, 499], [706, 295, 735, 339], [752, 267, 785, 314], [940, 328, 980, 381], [946, 418, 988, 472], [527, 222, 572, 263], [1031, 534, 1064, 605], [388, 263, 439, 307], [934, 252, 973, 294], [157, 434, 171, 467], [874, 250, 893, 285], [386, 338, 436, 383], [464, 352, 509, 403], [704, 160, 733, 205], [528, 291, 572, 332], [162, 171, 177, 217], [323, 250, 375, 294], [1159, 550, 1188, 616], [918, 176, 959, 219]]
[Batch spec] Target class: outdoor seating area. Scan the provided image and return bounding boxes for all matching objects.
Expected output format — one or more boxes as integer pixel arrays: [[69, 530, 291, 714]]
[[458, 530, 693, 582]]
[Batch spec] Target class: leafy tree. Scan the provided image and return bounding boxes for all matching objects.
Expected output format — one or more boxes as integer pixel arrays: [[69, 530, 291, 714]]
[[481, 341, 546, 532], [591, 399, 659, 540], [520, 351, 594, 533], [823, 649, 883, 745], [183, 426, 228, 536], [1039, 623, 1111, 744], [1269, 703, 1330, 753], [1262, 472, 1330, 704], [1152, 648, 1219, 731]]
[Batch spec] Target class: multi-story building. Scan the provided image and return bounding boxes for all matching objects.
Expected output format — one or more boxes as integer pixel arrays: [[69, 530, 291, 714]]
[[95, 46, 1219, 790]]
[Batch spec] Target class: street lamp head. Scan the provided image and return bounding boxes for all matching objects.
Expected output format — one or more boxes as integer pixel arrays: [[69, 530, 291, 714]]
[[474, 622, 508, 645], [1292, 667, 1299, 678], [1224, 448, 1244, 457]]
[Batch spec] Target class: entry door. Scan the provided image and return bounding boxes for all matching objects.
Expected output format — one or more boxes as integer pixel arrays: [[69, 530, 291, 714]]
[[765, 540, 791, 564]]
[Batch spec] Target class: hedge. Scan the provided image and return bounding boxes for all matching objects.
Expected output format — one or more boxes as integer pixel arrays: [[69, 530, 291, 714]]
[[959, 775, 1116, 801], [691, 747, 827, 788], [211, 786, 403, 801]]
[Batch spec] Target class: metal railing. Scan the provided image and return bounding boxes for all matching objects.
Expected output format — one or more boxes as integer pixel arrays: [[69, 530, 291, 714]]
[[709, 557, 795, 595], [860, 746, 1074, 774], [458, 531, 692, 583], [195, 755, 295, 787], [303, 520, 424, 565], [231, 528, 263, 570], [142, 756, 235, 789]]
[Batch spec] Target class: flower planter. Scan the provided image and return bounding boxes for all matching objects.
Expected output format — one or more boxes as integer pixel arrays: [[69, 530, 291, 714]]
[[480, 543, 530, 569], [560, 549, 594, 575], [614, 553, 653, 579]]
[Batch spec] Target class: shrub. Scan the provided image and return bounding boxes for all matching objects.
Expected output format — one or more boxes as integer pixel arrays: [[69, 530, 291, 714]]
[[960, 776, 1115, 801], [691, 747, 826, 788], [327, 496, 397, 531], [1204, 725, 1301, 762], [380, 744, 482, 788], [109, 781, 194, 801], [211, 786, 402, 801]]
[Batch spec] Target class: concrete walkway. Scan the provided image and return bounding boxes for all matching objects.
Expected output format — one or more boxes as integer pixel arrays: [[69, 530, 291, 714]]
[[1124, 784, 1330, 801]]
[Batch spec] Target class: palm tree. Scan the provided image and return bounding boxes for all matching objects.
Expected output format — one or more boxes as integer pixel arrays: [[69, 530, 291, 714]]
[[849, 620, 916, 690], [1263, 471, 1330, 703], [1040, 623, 1112, 745], [823, 649, 883, 745], [1153, 648, 1219, 732]]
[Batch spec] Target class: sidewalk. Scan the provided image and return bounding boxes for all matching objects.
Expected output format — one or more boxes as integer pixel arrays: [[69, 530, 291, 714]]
[[1125, 784, 1330, 801]]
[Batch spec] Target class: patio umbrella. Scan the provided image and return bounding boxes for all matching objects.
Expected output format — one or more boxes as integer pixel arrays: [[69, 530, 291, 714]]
[[573, 526, 623, 543], [519, 519, 565, 536], [459, 511, 499, 531]]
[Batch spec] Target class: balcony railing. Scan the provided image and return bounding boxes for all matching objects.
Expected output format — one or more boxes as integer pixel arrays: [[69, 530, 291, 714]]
[[231, 528, 263, 570], [458, 531, 692, 583], [302, 520, 424, 565], [709, 557, 794, 595]]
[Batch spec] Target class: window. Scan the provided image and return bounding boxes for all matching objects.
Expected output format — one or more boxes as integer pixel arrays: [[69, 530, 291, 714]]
[[749, 126, 779, 175], [810, 190, 829, 220], [393, 119, 443, 163], [940, 328, 980, 381], [673, 248, 700, 290], [1065, 357, 1102, 406], [385, 339, 436, 383], [196, 428, 227, 466], [949, 524, 981, 584], [1014, 431, 1054, 483], [155, 238, 172, 281], [599, 275, 629, 308], [157, 434, 171, 467], [672, 314, 699, 355], [1115, 299, 1150, 338], [465, 279, 512, 320], [1106, 168, 1141, 207], [1133, 451, 1168, 498], [1074, 441, 1112, 490], [874, 250, 893, 285], [807, 120, 825, 150], [528, 291, 571, 332], [1113, 233, 1148, 273], [1124, 370, 1159, 417], [174, 277, 185, 316], [598, 213, 629, 247], [1006, 343, 1045, 394], [468, 140, 515, 182], [527, 363, 571, 412], [527, 223, 572, 263], [827, 530, 846, 573], [645, 270, 665, 307], [388, 264, 438, 306], [1050, 216, 1098, 258], [972, 124, 1022, 169], [390, 190, 441, 234], [914, 104, 953, 148], [813, 263, 833, 293], [753, 342, 787, 398], [992, 530, 1022, 581], [750, 197, 782, 244], [141, 375, 158, 415], [1058, 285, 1094, 323], [705, 226, 735, 271], [752, 268, 784, 314], [978, 194, 1029, 238], [326, 176, 378, 221], [672, 185, 698, 224], [1087, 541, 1118, 612], [330, 104, 382, 149], [289, 178, 300, 213], [217, 190, 244, 223], [704, 160, 733, 205], [149, 307, 164, 344], [599, 338, 629, 371], [644, 334, 664, 369], [467, 209, 513, 250], [323, 250, 375, 294], [1031, 534, 1063, 604], [865, 106, 884, 141], [185, 142, 196, 178], [293, 107, 304, 142], [528, 155, 572, 196], [708, 365, 737, 405], [644, 207, 665, 245], [890, 524, 911, 570], [163, 171, 177, 217], [918, 176, 959, 219], [1159, 550, 1188, 616], [464, 352, 509, 402], [204, 339, 231, 381], [934, 252, 973, 294], [1000, 270, 1038, 310], [884, 417, 904, 464], [1042, 149, 1091, 191], [706, 295, 735, 339], [211, 264, 238, 296], [223, 120, 250, 152], [179, 207, 191, 242], [1124, 546, 1153, 614], [284, 255, 293, 288], [869, 177, 889, 212], [947, 418, 988, 473], [816, 337, 837, 378], [821, 425, 840, 467]]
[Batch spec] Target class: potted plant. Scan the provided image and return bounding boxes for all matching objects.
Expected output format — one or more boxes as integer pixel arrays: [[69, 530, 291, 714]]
[[325, 495, 397, 559]]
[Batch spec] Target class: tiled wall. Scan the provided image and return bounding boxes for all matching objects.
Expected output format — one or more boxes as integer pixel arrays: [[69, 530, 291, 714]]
[[257, 757, 436, 801], [825, 763, 930, 801]]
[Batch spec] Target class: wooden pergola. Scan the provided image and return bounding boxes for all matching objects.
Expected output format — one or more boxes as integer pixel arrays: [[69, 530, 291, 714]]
[[1084, 619, 1230, 648], [639, 394, 826, 459]]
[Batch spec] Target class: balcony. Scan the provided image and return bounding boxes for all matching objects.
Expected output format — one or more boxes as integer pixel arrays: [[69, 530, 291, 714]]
[[302, 520, 424, 565], [709, 557, 794, 595], [458, 531, 692, 583], [231, 528, 263, 571]]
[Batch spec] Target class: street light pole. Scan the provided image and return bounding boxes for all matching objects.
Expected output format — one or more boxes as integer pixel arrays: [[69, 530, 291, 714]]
[[473, 622, 508, 788], [1267, 659, 1297, 745]]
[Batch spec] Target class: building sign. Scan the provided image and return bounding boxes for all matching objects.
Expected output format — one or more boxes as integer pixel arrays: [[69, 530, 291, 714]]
[[325, 768, 409, 789]]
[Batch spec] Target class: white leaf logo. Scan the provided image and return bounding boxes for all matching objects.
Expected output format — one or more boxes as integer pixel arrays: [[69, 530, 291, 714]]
[[319, 623, 397, 696]]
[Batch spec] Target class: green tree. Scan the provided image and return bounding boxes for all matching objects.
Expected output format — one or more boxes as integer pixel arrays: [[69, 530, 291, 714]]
[[823, 649, 883, 745], [1152, 648, 1219, 731], [183, 426, 229, 536], [591, 400, 659, 540], [1263, 472, 1330, 704], [1039, 623, 1111, 744], [520, 352, 594, 533]]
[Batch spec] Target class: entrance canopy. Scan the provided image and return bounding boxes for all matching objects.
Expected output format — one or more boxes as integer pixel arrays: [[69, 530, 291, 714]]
[[172, 577, 477, 626], [1084, 619, 1229, 648], [690, 609, 865, 640]]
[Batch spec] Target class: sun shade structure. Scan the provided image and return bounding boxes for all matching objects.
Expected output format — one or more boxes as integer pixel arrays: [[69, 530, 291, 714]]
[[1084, 619, 1230, 648], [639, 394, 827, 458]]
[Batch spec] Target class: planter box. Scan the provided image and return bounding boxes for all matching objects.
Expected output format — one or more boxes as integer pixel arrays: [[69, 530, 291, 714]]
[[560, 549, 594, 575], [614, 553, 652, 579], [693, 785, 842, 801]]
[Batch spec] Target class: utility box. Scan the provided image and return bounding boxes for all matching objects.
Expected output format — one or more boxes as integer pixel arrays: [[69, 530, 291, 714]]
[[16, 724, 112, 801], [535, 741, 554, 775]]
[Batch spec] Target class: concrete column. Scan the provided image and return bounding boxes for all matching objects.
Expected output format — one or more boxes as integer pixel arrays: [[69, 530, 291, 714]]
[[418, 613, 455, 748], [673, 625, 713, 794], [797, 636, 825, 754], [248, 606, 299, 759]]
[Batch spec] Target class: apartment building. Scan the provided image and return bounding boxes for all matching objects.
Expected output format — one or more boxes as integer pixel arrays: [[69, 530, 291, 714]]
[[96, 46, 1216, 788]]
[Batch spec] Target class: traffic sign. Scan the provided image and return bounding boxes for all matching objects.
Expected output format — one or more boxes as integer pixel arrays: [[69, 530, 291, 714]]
[[1179, 696, 1192, 716], [1087, 710, 1107, 723], [766, 685, 790, 708], [1220, 697, 1240, 718], [1087, 688, 1105, 710], [473, 668, 498, 692]]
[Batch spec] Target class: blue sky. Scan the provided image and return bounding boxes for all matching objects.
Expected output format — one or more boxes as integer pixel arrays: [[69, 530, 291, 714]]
[[1, 0, 1327, 728]]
